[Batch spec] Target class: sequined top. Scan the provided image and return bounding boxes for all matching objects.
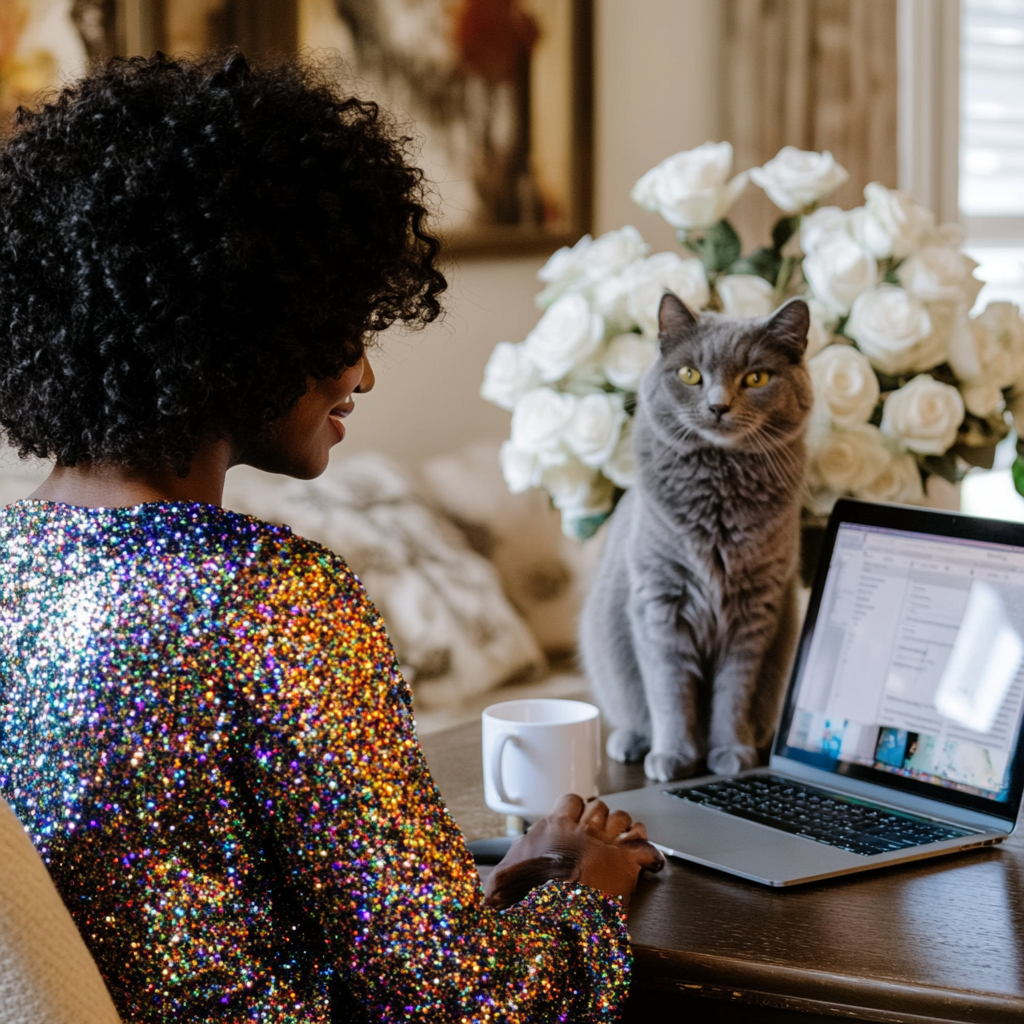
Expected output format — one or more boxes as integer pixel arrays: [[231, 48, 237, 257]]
[[0, 501, 630, 1023]]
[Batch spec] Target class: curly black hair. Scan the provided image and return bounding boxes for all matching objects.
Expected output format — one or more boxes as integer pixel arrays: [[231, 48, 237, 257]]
[[0, 51, 446, 472]]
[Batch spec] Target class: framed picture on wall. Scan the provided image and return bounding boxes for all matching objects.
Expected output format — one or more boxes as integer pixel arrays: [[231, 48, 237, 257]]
[[295, 0, 593, 257], [1, 0, 592, 258]]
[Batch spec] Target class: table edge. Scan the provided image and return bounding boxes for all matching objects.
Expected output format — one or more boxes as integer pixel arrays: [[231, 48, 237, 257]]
[[633, 946, 1024, 1023]]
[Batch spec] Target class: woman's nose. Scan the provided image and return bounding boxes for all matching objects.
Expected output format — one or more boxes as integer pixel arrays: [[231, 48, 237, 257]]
[[355, 355, 375, 394]]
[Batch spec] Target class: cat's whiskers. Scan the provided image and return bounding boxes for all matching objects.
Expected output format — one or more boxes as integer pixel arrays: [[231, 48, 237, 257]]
[[745, 429, 805, 487]]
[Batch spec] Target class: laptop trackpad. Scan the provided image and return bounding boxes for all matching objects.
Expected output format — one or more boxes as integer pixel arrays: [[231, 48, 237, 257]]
[[651, 798, 864, 881]]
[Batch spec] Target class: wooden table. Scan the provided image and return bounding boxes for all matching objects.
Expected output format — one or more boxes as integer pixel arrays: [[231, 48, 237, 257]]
[[420, 720, 1024, 1023]]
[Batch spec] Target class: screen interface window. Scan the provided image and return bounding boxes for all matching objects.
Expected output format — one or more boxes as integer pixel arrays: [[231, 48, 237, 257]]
[[787, 523, 1024, 802]]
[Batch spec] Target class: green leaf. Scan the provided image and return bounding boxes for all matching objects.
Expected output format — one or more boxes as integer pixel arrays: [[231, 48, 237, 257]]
[[950, 441, 998, 470], [920, 453, 965, 485], [771, 215, 801, 252], [681, 233, 704, 258], [565, 511, 612, 541], [928, 363, 959, 387], [729, 247, 782, 284], [958, 411, 1011, 451], [873, 370, 907, 392], [1013, 456, 1024, 498], [701, 219, 742, 275]]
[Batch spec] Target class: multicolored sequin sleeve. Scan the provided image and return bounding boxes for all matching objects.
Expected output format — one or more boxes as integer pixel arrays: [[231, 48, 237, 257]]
[[227, 531, 631, 1022]]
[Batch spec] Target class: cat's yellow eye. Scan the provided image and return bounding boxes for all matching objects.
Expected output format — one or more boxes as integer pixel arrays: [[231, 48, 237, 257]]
[[678, 366, 702, 385], [743, 371, 771, 388]]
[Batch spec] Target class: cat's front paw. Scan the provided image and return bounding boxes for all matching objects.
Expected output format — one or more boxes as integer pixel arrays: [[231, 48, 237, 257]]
[[707, 744, 758, 775], [606, 728, 650, 764], [644, 750, 698, 782]]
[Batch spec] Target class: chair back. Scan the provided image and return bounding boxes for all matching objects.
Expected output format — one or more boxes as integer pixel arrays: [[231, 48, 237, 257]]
[[0, 796, 121, 1023]]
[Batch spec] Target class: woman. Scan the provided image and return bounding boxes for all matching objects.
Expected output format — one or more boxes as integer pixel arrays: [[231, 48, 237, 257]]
[[0, 52, 663, 1022]]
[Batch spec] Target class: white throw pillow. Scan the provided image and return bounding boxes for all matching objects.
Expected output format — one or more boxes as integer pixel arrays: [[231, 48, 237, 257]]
[[421, 441, 602, 659]]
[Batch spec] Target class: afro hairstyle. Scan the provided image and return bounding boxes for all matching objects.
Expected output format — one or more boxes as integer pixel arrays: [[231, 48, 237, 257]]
[[0, 50, 446, 472]]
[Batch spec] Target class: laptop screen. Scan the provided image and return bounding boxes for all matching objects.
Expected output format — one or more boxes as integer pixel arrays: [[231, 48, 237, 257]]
[[775, 503, 1024, 821]]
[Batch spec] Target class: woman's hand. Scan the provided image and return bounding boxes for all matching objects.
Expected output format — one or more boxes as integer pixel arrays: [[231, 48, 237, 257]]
[[483, 793, 666, 910]]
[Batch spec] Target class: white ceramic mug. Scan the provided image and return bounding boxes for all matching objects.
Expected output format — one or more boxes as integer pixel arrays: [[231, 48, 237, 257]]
[[482, 698, 601, 820]]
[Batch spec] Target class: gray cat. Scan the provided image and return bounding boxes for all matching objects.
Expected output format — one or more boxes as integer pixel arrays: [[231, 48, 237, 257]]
[[579, 293, 813, 782]]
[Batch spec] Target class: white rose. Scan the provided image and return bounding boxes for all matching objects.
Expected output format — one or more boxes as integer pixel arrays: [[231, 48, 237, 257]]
[[542, 457, 615, 515], [603, 417, 636, 488], [806, 298, 837, 358], [536, 234, 593, 304], [617, 252, 710, 335], [863, 182, 935, 259], [960, 381, 1004, 418], [480, 342, 542, 410], [809, 423, 892, 491], [800, 206, 848, 255], [536, 227, 648, 306], [523, 293, 605, 383], [510, 387, 577, 456], [564, 392, 627, 468], [574, 226, 648, 283], [749, 146, 849, 212], [846, 285, 939, 375], [898, 243, 983, 306], [561, 353, 610, 391], [856, 451, 925, 504], [846, 207, 895, 259], [880, 374, 965, 455], [630, 141, 748, 230], [499, 440, 542, 494], [959, 302, 1024, 391], [809, 345, 880, 425], [717, 274, 774, 317], [602, 333, 658, 390], [802, 232, 877, 316], [805, 486, 842, 518]]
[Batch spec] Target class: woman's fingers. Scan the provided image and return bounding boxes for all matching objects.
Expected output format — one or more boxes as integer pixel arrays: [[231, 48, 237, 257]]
[[550, 793, 586, 821], [580, 798, 611, 830], [631, 838, 667, 872], [618, 820, 649, 842], [605, 808, 633, 837]]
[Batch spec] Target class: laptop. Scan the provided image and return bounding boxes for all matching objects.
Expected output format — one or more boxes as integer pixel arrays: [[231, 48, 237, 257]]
[[603, 498, 1024, 886]]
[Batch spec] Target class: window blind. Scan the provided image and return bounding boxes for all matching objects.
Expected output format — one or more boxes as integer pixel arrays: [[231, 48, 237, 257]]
[[961, 0, 1024, 218]]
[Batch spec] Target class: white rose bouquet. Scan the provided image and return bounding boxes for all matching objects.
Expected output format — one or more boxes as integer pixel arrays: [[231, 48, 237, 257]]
[[482, 141, 1024, 538]]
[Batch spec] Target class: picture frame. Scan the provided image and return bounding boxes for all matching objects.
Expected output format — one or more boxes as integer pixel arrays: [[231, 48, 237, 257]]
[[293, 0, 593, 258], [3, 0, 591, 258]]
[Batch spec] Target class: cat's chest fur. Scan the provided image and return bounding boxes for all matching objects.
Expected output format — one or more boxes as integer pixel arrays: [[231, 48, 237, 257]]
[[629, 424, 803, 604]]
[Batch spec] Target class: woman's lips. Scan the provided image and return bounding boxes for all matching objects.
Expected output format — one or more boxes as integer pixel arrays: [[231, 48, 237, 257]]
[[328, 399, 355, 440]]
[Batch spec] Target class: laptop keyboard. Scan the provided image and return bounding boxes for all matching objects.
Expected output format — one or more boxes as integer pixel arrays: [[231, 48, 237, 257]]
[[668, 775, 974, 856]]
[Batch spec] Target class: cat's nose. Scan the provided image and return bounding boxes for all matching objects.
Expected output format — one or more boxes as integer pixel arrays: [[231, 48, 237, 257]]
[[706, 384, 731, 418]]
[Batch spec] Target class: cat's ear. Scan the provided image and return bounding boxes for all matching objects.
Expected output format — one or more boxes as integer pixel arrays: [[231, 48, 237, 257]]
[[765, 298, 810, 361], [658, 292, 698, 353]]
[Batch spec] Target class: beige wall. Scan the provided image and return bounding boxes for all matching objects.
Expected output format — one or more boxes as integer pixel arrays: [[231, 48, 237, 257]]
[[343, 0, 723, 466]]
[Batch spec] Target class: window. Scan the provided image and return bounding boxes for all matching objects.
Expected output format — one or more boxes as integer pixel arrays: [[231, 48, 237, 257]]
[[961, 0, 1024, 307]]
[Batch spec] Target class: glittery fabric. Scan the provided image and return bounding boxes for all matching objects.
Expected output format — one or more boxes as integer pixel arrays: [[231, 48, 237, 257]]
[[0, 500, 631, 1023]]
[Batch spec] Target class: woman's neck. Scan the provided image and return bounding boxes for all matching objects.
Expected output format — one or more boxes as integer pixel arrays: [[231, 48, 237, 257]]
[[28, 439, 233, 509]]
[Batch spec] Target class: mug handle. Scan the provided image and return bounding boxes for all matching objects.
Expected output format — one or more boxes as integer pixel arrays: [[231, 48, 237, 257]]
[[491, 732, 520, 806]]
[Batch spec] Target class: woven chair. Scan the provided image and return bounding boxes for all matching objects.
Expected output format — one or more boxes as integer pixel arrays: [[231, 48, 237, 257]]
[[0, 796, 121, 1023]]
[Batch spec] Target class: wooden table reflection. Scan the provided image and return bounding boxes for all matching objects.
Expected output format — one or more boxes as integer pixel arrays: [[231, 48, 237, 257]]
[[420, 719, 1024, 1023]]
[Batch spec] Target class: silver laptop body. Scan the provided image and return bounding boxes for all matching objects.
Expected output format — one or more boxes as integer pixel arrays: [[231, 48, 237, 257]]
[[603, 499, 1024, 886]]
